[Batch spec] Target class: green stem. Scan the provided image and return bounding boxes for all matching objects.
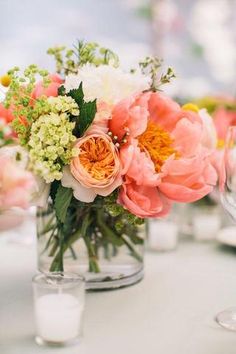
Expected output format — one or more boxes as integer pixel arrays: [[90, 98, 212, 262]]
[[121, 236, 143, 263], [96, 209, 123, 246], [38, 213, 56, 237], [48, 237, 59, 257], [83, 234, 100, 273], [49, 227, 83, 272], [58, 226, 64, 272]]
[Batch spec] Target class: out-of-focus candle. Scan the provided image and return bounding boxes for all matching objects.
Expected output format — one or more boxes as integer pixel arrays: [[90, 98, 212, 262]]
[[35, 293, 83, 343], [192, 213, 221, 241], [148, 219, 178, 251]]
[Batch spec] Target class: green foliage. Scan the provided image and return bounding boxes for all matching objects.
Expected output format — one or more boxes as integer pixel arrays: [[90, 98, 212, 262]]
[[47, 40, 119, 76], [136, 5, 152, 20], [195, 96, 236, 115], [139, 56, 176, 91], [66, 83, 84, 106], [54, 185, 73, 223], [64, 83, 97, 137], [4, 65, 51, 145], [78, 99, 97, 136], [160, 67, 176, 86]]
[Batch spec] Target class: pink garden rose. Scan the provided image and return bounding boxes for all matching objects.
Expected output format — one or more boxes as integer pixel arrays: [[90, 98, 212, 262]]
[[0, 155, 35, 210], [62, 132, 122, 202], [110, 92, 218, 217], [31, 74, 63, 99]]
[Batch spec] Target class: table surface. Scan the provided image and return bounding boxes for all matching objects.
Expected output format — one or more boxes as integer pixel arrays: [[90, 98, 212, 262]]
[[1, 216, 236, 354]]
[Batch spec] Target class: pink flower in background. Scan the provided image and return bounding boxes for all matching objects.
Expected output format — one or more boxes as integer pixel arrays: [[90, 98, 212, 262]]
[[0, 156, 35, 210], [0, 103, 14, 123], [213, 108, 236, 141], [110, 92, 217, 217], [31, 74, 63, 99]]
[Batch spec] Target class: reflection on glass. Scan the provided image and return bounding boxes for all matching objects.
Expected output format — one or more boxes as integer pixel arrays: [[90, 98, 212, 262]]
[[216, 126, 236, 330]]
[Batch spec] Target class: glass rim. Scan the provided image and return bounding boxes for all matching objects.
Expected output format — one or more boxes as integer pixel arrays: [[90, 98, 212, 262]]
[[32, 272, 85, 289]]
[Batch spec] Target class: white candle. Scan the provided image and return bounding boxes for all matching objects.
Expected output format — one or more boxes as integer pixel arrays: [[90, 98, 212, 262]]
[[192, 214, 221, 241], [35, 293, 83, 343], [148, 220, 178, 251]]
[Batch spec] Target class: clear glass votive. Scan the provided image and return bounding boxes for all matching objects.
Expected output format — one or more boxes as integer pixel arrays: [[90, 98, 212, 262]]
[[32, 272, 85, 347]]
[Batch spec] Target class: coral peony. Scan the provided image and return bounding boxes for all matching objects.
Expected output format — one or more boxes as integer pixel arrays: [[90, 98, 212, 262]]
[[0, 156, 35, 210], [0, 103, 14, 123], [111, 92, 217, 217], [62, 132, 122, 202], [118, 179, 171, 218], [213, 108, 236, 142], [31, 74, 63, 99]]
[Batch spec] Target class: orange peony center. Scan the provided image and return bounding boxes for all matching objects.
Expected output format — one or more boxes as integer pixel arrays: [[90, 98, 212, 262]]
[[138, 122, 178, 172], [79, 137, 116, 180]]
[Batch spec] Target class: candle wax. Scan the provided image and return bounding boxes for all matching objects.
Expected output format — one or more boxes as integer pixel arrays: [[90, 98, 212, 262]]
[[35, 293, 83, 343]]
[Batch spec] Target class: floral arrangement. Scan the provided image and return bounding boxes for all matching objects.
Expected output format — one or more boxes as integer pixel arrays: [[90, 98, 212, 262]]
[[0, 41, 218, 273]]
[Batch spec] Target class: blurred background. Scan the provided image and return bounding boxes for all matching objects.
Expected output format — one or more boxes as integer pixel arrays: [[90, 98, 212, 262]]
[[0, 0, 235, 99]]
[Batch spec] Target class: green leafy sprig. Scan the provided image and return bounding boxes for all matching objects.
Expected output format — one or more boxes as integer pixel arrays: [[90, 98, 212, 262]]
[[47, 40, 119, 76], [139, 56, 176, 91], [4, 65, 50, 145], [59, 83, 97, 137]]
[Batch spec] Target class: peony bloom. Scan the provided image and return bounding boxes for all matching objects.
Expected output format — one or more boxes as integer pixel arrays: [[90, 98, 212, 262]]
[[0, 103, 14, 123], [213, 108, 236, 142], [64, 64, 150, 104], [61, 132, 122, 202], [118, 179, 171, 218], [0, 155, 35, 210], [110, 92, 217, 217], [31, 74, 63, 99], [198, 108, 217, 150]]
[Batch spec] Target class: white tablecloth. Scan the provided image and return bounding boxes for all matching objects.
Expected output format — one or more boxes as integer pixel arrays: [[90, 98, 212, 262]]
[[1, 218, 236, 354]]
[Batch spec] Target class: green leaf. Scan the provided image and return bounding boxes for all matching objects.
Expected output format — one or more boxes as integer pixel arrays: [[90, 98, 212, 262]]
[[67, 83, 84, 107], [67, 83, 97, 137], [54, 185, 73, 223], [58, 85, 66, 96], [78, 99, 97, 136], [49, 180, 60, 203]]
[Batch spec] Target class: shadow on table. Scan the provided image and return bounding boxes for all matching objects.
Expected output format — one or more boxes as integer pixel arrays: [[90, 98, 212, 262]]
[[0, 334, 87, 354], [215, 244, 236, 256]]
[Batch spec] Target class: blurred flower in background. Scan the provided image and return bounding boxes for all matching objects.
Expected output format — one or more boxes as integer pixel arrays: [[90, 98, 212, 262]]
[[151, 0, 236, 98], [0, 0, 235, 99]]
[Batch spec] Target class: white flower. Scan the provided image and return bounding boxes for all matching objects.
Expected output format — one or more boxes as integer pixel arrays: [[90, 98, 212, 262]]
[[64, 64, 151, 104], [199, 108, 217, 149]]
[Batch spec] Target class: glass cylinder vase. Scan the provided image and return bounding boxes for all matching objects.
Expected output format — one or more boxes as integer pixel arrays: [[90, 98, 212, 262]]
[[37, 200, 145, 290]]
